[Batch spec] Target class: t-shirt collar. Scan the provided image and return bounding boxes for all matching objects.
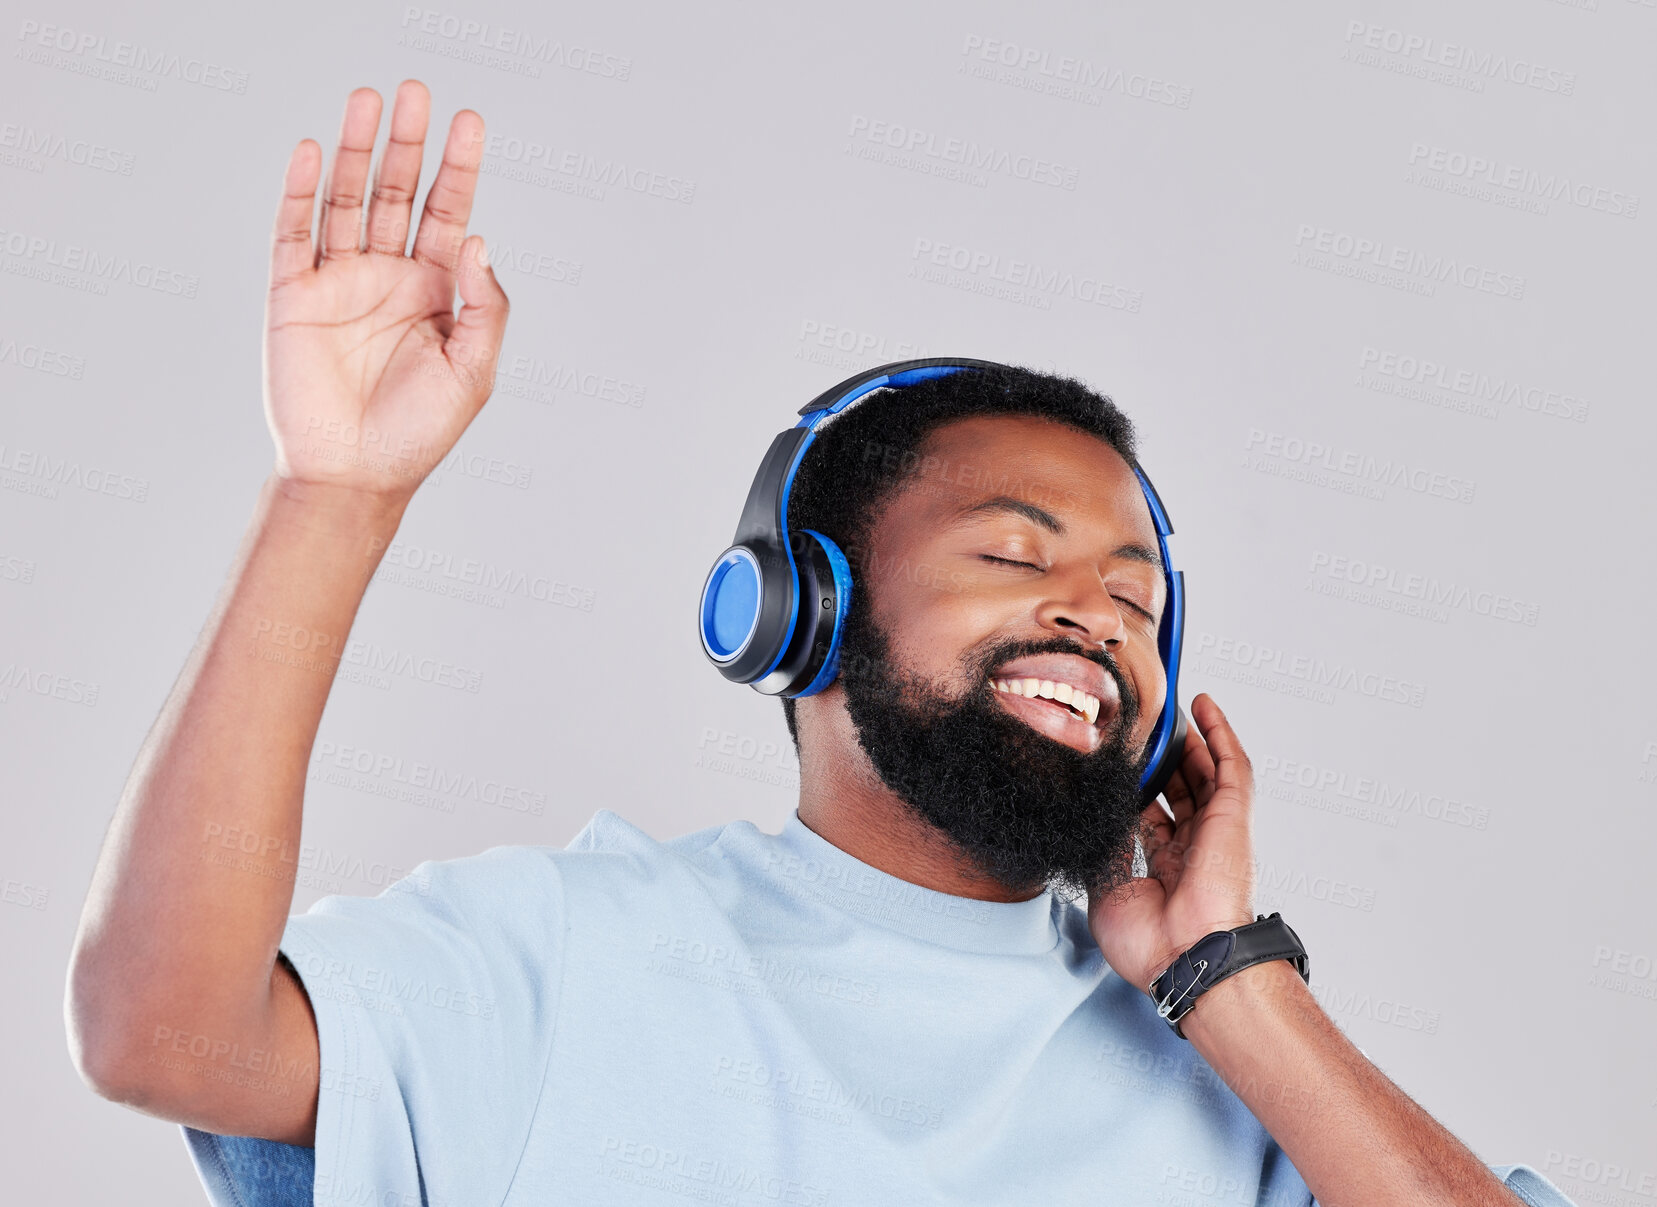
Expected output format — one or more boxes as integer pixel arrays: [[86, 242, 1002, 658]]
[[769, 809, 1062, 956]]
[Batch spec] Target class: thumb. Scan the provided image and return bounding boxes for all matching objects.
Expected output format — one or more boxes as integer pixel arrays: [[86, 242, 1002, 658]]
[[446, 234, 510, 394]]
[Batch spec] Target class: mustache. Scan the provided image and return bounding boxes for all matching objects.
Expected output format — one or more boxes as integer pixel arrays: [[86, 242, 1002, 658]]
[[830, 628, 1141, 737]]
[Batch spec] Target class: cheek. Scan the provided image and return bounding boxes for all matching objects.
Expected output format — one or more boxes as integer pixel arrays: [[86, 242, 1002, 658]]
[[1131, 651, 1169, 737], [870, 571, 1010, 680]]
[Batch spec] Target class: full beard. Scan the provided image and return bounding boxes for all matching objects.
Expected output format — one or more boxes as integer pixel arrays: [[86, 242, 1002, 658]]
[[833, 600, 1151, 902]]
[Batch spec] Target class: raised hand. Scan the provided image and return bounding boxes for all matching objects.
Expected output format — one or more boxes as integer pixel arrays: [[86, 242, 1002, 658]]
[[263, 80, 510, 505], [1086, 693, 1260, 994]]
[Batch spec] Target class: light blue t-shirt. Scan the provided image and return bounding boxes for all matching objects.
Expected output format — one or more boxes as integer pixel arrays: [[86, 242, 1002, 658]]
[[182, 809, 1577, 1206]]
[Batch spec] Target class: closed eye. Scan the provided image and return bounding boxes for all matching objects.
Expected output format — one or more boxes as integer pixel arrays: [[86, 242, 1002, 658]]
[[980, 555, 1157, 621], [1116, 597, 1157, 622]]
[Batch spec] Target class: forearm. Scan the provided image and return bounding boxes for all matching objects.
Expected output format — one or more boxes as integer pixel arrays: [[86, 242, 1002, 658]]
[[1177, 960, 1523, 1207], [68, 473, 405, 1071]]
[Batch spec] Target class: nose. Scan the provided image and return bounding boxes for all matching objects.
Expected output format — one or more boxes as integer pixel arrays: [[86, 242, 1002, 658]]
[[1034, 565, 1128, 650]]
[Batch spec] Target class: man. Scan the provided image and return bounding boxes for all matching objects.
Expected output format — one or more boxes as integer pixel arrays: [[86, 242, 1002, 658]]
[[65, 81, 1577, 1207]]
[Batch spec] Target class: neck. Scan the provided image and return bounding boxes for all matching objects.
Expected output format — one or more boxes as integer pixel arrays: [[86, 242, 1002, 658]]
[[793, 698, 1045, 904]]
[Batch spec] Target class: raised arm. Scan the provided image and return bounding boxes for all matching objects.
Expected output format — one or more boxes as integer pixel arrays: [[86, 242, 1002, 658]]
[[64, 80, 510, 1146]]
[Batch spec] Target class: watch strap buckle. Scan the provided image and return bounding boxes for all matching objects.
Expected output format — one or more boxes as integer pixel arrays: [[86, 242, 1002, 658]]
[[1153, 956, 1208, 1020]]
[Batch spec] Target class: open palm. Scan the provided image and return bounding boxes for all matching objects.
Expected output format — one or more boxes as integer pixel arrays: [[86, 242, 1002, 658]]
[[264, 81, 509, 503]]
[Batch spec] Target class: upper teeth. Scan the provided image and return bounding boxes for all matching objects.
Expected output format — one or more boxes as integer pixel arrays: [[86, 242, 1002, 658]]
[[992, 677, 1101, 725]]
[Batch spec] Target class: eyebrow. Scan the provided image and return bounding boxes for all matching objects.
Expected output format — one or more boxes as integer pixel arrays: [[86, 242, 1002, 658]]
[[948, 495, 1165, 571]]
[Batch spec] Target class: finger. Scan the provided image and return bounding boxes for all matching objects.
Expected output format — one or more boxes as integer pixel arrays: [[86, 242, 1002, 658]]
[[270, 139, 320, 290], [1176, 712, 1217, 810], [1136, 820, 1179, 888], [446, 235, 510, 399], [318, 87, 383, 263], [412, 109, 486, 270], [365, 79, 429, 256], [1190, 693, 1252, 800], [1159, 765, 1197, 827]]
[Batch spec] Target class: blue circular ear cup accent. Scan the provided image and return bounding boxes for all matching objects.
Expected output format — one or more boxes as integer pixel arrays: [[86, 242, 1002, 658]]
[[699, 547, 763, 662], [790, 531, 852, 698]]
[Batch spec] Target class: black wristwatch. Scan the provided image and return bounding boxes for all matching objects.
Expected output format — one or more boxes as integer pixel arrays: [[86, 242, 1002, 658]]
[[1147, 912, 1310, 1040]]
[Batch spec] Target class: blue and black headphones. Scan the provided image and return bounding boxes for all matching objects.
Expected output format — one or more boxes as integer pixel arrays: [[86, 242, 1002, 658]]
[[698, 357, 1189, 805]]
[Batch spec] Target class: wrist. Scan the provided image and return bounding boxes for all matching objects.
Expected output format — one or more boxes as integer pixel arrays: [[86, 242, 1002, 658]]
[[1144, 913, 1257, 995], [1147, 912, 1310, 1040], [256, 474, 409, 585], [1177, 957, 1313, 1046], [265, 472, 410, 538]]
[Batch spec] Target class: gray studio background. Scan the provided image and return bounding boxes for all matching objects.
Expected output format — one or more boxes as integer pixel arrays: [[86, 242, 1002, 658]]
[[3, 0, 1654, 1201]]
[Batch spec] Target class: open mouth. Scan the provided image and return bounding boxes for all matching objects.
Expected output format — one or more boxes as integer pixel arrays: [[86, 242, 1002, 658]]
[[990, 677, 1101, 726], [985, 675, 1109, 755]]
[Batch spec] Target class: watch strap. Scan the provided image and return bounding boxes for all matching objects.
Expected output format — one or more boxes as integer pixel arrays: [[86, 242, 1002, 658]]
[[1148, 912, 1310, 1040]]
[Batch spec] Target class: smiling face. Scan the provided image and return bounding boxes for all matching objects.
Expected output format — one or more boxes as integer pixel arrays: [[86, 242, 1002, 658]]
[[815, 412, 1169, 898]]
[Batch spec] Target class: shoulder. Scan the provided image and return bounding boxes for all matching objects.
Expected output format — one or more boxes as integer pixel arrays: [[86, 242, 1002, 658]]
[[294, 812, 763, 940], [551, 808, 764, 894], [540, 812, 778, 935], [329, 811, 746, 899], [564, 808, 760, 865], [319, 839, 568, 918]]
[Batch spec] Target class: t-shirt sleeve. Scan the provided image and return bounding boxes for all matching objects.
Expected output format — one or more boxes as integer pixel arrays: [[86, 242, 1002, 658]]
[[1484, 1164, 1583, 1207], [1262, 1135, 1580, 1207], [1257, 1133, 1314, 1206], [1296, 1161, 1580, 1206], [180, 843, 568, 1207]]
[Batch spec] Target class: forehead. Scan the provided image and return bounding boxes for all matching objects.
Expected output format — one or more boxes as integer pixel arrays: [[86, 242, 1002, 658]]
[[882, 413, 1154, 539]]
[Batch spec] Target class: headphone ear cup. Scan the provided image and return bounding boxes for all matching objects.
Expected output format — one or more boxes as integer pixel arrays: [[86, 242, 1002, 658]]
[[698, 544, 768, 674], [782, 530, 853, 698], [1140, 705, 1189, 805]]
